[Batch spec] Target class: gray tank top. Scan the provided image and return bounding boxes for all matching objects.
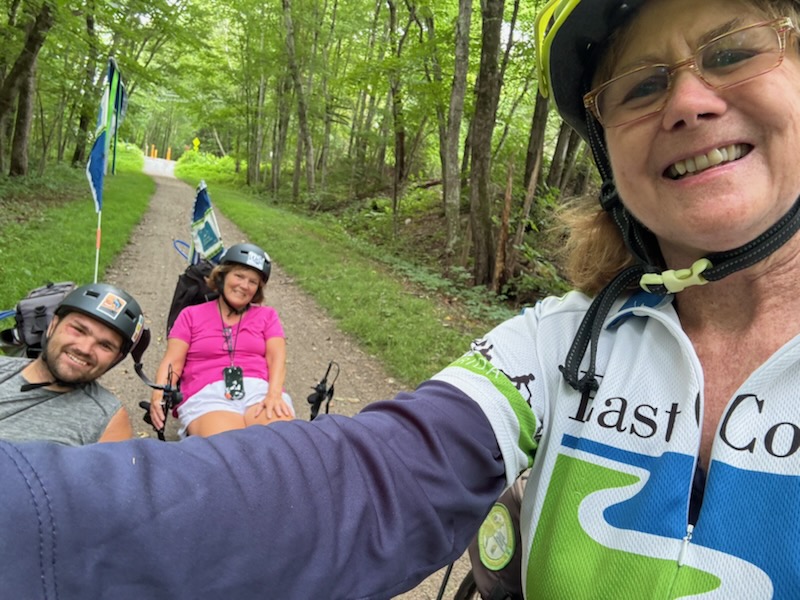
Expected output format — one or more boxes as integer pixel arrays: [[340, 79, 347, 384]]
[[0, 356, 122, 446]]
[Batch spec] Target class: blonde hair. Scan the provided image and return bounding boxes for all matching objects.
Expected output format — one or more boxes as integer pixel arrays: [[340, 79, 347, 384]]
[[558, 199, 636, 296], [563, 0, 800, 296]]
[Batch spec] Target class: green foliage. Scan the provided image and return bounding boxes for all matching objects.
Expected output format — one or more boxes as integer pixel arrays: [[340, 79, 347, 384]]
[[504, 245, 571, 303], [174, 151, 244, 187], [366, 251, 518, 325], [113, 142, 146, 173], [0, 163, 86, 206]]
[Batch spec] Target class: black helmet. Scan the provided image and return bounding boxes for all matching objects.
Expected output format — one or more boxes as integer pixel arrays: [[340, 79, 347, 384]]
[[55, 283, 145, 357], [220, 243, 271, 283]]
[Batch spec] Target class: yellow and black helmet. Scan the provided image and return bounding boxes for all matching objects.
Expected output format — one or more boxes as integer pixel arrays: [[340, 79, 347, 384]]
[[535, 0, 646, 140]]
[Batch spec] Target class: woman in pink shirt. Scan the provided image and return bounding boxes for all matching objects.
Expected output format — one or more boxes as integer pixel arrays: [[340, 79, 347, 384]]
[[149, 243, 294, 437]]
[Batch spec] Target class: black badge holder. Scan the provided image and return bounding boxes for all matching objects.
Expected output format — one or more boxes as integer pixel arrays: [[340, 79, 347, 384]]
[[223, 365, 245, 400]]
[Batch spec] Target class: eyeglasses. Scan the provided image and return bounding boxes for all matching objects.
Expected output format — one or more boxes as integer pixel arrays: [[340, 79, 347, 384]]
[[584, 17, 797, 128]]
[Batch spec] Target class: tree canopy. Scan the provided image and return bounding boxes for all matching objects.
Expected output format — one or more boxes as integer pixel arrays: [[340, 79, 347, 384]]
[[0, 0, 596, 292]]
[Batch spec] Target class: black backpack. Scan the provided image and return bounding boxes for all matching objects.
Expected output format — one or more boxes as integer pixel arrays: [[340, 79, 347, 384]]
[[0, 281, 77, 358], [165, 260, 219, 335]]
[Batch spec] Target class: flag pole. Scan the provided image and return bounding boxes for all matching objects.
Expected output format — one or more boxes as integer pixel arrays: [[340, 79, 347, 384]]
[[94, 212, 102, 284], [111, 71, 124, 175], [86, 57, 124, 284]]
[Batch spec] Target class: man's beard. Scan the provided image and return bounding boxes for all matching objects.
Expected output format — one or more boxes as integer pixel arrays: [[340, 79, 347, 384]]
[[41, 345, 99, 385]]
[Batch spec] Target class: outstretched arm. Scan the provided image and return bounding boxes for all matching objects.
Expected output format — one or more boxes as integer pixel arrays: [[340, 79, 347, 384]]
[[0, 381, 505, 600]]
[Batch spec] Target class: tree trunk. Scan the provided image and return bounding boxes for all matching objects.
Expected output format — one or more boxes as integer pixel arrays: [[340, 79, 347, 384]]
[[38, 88, 64, 175], [460, 119, 472, 196], [244, 53, 258, 187], [272, 75, 292, 197], [348, 0, 383, 192], [408, 8, 446, 210], [213, 128, 227, 156], [70, 111, 92, 167], [573, 144, 593, 197], [8, 58, 35, 176], [292, 136, 303, 202], [558, 128, 583, 191], [492, 71, 532, 162], [386, 0, 411, 233], [0, 0, 23, 84], [254, 64, 268, 187], [282, 0, 316, 196], [373, 91, 391, 175], [468, 0, 505, 285], [0, 0, 55, 174], [443, 0, 472, 261], [523, 90, 550, 190], [507, 134, 544, 277], [489, 0, 520, 162], [492, 163, 513, 293], [70, 10, 98, 168], [318, 0, 340, 191], [546, 120, 572, 190]]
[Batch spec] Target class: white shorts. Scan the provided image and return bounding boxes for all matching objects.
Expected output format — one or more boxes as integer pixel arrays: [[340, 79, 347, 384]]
[[176, 378, 294, 438]]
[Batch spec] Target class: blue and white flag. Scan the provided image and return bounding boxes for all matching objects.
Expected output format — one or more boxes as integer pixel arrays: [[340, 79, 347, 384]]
[[86, 58, 125, 213], [86, 58, 125, 282], [189, 180, 225, 265]]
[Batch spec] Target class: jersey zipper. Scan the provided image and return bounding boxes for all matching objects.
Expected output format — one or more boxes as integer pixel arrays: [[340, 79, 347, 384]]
[[678, 523, 694, 566]]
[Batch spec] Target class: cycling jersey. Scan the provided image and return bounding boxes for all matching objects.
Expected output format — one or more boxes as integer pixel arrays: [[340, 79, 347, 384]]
[[434, 290, 800, 599]]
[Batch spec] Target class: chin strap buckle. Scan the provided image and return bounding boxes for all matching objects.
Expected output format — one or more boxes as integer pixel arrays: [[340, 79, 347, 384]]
[[639, 258, 712, 294]]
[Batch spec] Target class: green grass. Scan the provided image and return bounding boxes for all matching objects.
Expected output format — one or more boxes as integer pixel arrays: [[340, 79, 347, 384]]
[[0, 144, 152, 330]]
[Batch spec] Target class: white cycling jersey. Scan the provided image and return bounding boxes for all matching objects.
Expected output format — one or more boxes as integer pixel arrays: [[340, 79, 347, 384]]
[[434, 290, 800, 599]]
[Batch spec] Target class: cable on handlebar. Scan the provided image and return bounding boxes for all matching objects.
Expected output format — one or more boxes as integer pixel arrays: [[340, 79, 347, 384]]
[[307, 361, 339, 421]]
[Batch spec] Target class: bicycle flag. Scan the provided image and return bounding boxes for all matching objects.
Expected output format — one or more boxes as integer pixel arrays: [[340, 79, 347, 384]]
[[85, 57, 126, 282], [188, 180, 225, 265], [86, 58, 126, 213]]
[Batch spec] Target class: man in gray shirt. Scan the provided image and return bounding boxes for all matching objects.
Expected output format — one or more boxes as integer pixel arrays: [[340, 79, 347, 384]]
[[0, 282, 146, 445]]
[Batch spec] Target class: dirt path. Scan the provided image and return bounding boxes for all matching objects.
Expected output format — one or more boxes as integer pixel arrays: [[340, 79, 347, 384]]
[[99, 157, 471, 599]]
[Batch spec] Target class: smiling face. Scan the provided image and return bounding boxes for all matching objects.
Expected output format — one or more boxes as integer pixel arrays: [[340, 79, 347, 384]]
[[42, 312, 123, 383], [603, 0, 800, 266], [222, 265, 262, 310]]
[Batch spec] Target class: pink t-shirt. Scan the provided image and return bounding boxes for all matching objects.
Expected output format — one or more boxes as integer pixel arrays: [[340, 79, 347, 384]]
[[168, 300, 285, 403]]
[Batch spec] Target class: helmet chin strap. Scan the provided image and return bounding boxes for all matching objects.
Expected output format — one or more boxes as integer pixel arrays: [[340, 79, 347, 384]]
[[20, 380, 65, 392], [562, 110, 800, 397], [219, 292, 247, 317]]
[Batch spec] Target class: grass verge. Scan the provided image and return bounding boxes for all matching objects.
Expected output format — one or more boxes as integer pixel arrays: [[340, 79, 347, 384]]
[[0, 147, 152, 334]]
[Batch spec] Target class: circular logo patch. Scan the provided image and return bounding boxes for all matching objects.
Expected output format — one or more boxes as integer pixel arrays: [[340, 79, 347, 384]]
[[477, 502, 515, 571]]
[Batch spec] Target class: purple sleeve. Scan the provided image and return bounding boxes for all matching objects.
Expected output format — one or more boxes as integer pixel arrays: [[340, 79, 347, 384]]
[[0, 380, 504, 599]]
